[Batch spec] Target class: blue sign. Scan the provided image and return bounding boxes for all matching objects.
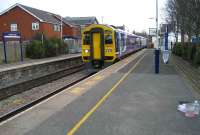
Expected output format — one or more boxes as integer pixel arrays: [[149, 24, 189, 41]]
[[3, 31, 21, 39], [192, 37, 200, 43]]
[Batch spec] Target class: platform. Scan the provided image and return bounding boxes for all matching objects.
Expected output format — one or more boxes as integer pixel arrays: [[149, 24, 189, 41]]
[[0, 49, 200, 135], [0, 53, 81, 72], [0, 53, 82, 99]]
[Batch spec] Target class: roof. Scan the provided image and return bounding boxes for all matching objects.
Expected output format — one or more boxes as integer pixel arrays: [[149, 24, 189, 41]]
[[65, 17, 98, 26], [53, 14, 74, 27], [0, 3, 73, 26]]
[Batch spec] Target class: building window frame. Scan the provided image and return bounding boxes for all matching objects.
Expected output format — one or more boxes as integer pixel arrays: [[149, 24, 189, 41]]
[[10, 23, 17, 31], [32, 22, 39, 30], [54, 24, 60, 32]]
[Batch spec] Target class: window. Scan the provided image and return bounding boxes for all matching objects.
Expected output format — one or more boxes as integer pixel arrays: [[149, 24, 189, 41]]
[[32, 22, 39, 30], [83, 33, 90, 45], [105, 30, 113, 44], [54, 25, 60, 31], [105, 35, 113, 44], [10, 23, 17, 31]]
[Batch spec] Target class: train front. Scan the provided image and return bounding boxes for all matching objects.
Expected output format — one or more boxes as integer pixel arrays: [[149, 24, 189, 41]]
[[82, 24, 116, 70]]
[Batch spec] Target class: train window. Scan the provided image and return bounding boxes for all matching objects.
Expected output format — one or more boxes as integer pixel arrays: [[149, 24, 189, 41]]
[[105, 30, 112, 35], [84, 34, 90, 45], [115, 32, 119, 52], [105, 35, 113, 44]]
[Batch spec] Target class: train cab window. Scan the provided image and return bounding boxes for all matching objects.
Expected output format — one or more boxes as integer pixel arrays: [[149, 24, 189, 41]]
[[83, 33, 90, 45], [105, 35, 113, 44]]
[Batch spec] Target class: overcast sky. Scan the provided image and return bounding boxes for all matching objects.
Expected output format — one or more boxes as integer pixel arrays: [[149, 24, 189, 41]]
[[0, 0, 166, 32]]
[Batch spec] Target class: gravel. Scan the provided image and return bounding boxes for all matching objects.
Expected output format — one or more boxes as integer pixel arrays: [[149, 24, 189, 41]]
[[0, 70, 89, 116]]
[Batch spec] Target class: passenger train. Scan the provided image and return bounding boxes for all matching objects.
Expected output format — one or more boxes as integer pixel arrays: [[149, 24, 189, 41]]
[[81, 24, 147, 69]]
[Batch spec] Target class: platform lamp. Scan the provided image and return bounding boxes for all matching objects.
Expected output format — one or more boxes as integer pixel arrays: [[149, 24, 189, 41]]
[[155, 0, 160, 74], [156, 0, 159, 50]]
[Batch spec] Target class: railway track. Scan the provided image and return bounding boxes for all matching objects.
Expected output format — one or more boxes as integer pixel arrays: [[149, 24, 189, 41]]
[[0, 68, 96, 123], [0, 64, 84, 100]]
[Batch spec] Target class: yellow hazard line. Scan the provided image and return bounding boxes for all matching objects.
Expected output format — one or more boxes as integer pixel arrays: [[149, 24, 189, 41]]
[[67, 54, 146, 135]]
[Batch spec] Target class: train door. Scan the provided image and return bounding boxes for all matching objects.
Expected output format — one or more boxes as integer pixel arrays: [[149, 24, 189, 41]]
[[90, 28, 104, 68], [92, 33, 101, 60]]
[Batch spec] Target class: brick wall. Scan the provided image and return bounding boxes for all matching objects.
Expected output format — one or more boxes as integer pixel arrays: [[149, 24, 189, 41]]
[[42, 22, 60, 39]]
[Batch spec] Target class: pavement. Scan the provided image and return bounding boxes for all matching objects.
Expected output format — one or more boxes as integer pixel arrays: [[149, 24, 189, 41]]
[[0, 49, 200, 135]]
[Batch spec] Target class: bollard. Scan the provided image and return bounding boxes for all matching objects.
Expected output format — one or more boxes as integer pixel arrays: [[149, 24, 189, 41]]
[[155, 49, 160, 74]]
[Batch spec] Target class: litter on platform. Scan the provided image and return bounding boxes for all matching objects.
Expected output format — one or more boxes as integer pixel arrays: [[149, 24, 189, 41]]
[[177, 100, 200, 118]]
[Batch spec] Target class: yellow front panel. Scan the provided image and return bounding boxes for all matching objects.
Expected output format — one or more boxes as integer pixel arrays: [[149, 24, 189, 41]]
[[82, 24, 117, 62], [93, 33, 101, 59]]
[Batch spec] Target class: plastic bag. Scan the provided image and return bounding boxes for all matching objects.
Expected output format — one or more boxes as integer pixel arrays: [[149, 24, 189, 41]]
[[177, 100, 200, 117]]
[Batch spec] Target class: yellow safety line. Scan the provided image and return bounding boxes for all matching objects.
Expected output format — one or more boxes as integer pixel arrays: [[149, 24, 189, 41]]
[[67, 54, 146, 135]]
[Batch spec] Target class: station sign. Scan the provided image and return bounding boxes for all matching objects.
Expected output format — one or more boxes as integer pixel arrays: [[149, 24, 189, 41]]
[[2, 31, 22, 64], [162, 50, 169, 64], [3, 31, 21, 39], [149, 28, 156, 36]]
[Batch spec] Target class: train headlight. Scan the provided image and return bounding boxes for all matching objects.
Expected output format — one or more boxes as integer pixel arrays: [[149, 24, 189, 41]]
[[85, 49, 89, 53]]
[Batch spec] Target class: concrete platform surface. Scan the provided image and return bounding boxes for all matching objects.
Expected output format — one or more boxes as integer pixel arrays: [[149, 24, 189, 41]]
[[0, 49, 200, 135], [0, 53, 81, 72]]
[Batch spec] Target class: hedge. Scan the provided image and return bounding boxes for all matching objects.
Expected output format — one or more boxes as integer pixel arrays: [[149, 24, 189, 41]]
[[26, 37, 68, 59], [26, 40, 45, 59], [173, 42, 200, 66], [194, 46, 200, 65]]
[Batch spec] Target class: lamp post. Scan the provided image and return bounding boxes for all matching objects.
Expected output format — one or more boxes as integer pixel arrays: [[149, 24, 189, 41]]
[[156, 0, 158, 49], [155, 0, 160, 74], [101, 16, 104, 24]]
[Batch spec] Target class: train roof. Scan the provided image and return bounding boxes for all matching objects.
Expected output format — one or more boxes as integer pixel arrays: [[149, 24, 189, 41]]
[[83, 24, 146, 39]]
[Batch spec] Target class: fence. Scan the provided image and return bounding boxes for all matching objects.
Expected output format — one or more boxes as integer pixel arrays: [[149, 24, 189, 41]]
[[0, 38, 81, 64], [64, 38, 81, 54], [0, 41, 28, 64]]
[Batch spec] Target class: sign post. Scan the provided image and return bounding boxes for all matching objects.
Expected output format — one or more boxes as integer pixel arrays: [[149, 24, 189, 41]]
[[2, 36, 7, 63], [19, 33, 23, 62], [2, 32, 22, 64]]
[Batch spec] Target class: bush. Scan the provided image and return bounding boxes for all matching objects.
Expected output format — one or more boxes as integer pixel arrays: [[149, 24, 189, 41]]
[[59, 42, 68, 54], [187, 43, 196, 61], [193, 46, 200, 66], [182, 43, 188, 59], [44, 38, 60, 57], [173, 42, 182, 56], [26, 40, 45, 59], [173, 42, 200, 67], [26, 37, 68, 59]]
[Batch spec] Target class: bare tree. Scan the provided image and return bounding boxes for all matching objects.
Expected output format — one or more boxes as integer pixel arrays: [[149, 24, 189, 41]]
[[165, 0, 200, 43]]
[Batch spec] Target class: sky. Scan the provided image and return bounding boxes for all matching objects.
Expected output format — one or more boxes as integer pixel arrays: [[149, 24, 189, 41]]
[[0, 0, 167, 33]]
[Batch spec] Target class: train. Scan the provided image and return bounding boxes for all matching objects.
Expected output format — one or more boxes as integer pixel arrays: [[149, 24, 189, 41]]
[[81, 24, 147, 69]]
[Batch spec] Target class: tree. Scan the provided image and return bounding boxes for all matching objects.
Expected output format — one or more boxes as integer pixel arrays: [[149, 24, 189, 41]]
[[165, 0, 200, 43]]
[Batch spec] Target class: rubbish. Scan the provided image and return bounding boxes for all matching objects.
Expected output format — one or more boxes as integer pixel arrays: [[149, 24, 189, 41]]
[[177, 100, 200, 118]]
